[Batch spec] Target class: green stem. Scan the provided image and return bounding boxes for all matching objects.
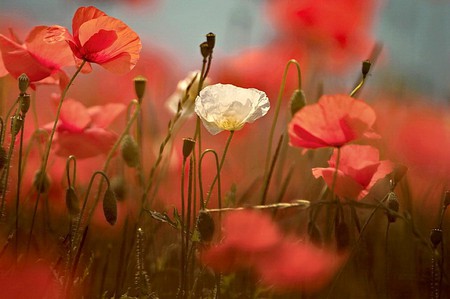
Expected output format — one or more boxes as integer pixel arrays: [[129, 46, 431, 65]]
[[198, 149, 221, 210], [204, 130, 234, 207], [262, 59, 302, 202]]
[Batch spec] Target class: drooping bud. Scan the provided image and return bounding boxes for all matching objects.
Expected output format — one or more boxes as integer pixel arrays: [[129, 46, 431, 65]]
[[33, 170, 51, 194], [290, 89, 307, 116], [200, 41, 211, 59], [362, 60, 371, 77], [0, 146, 6, 170], [197, 210, 215, 242], [206, 32, 216, 50], [18, 73, 29, 94], [182, 138, 196, 160], [430, 228, 442, 247], [103, 188, 117, 225], [10, 115, 23, 136], [134, 75, 147, 100], [65, 186, 80, 216], [120, 134, 140, 168], [20, 94, 31, 114], [110, 176, 127, 201]]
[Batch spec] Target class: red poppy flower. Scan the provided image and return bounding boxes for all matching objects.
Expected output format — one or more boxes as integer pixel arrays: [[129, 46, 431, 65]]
[[46, 6, 141, 74], [265, 0, 380, 72], [256, 239, 344, 292], [312, 144, 393, 200], [200, 210, 282, 273], [45, 96, 126, 159], [288, 94, 378, 149], [0, 26, 74, 87]]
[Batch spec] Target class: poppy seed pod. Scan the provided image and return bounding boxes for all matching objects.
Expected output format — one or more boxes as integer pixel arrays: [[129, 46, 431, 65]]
[[134, 75, 147, 100], [200, 42, 211, 59], [206, 32, 216, 50], [10, 115, 23, 137], [103, 188, 117, 226], [182, 138, 196, 160], [121, 134, 140, 168], [362, 60, 371, 77], [18, 73, 30, 94]]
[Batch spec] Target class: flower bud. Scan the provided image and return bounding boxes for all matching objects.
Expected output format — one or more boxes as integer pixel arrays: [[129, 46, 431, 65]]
[[430, 228, 442, 247], [65, 186, 80, 216], [110, 176, 127, 201], [120, 134, 140, 168], [206, 32, 216, 50], [20, 94, 31, 114], [18, 73, 29, 94], [33, 170, 51, 194], [182, 138, 196, 160], [103, 188, 117, 226], [362, 60, 371, 77], [290, 89, 306, 116], [197, 210, 215, 242], [200, 41, 211, 59], [134, 75, 147, 100], [10, 115, 23, 136], [0, 146, 7, 171]]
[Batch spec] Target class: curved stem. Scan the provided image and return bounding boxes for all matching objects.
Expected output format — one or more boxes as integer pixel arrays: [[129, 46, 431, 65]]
[[262, 59, 302, 201], [65, 155, 77, 187], [204, 131, 234, 207], [198, 149, 221, 210]]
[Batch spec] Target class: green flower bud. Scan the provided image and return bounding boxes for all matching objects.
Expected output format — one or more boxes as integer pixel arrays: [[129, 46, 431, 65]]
[[121, 134, 140, 168], [182, 138, 196, 160], [290, 89, 307, 116], [103, 188, 117, 226]]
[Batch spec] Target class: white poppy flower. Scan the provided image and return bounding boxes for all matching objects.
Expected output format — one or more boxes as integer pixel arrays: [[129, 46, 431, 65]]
[[166, 70, 210, 117], [194, 83, 270, 135]]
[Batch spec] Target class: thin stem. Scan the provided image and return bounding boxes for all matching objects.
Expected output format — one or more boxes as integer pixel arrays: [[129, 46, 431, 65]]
[[204, 131, 234, 207], [260, 134, 284, 205], [263, 59, 302, 188], [65, 155, 77, 187], [198, 149, 221, 210], [15, 114, 25, 255], [180, 157, 187, 298]]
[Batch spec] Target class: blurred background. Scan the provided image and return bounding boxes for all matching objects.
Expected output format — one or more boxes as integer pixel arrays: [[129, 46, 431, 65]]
[[1, 0, 449, 102]]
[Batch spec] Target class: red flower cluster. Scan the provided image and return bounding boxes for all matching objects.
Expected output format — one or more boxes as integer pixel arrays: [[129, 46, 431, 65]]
[[45, 96, 126, 159], [312, 144, 393, 200], [201, 210, 344, 292], [288, 94, 377, 149]]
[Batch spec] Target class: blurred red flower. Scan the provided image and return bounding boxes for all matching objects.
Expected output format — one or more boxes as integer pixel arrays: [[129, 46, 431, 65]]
[[256, 238, 344, 292], [46, 6, 141, 74], [288, 94, 377, 149], [45, 96, 126, 159], [200, 210, 282, 273], [312, 144, 393, 200], [0, 26, 74, 87], [265, 0, 380, 72], [213, 40, 309, 98], [0, 259, 60, 299]]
